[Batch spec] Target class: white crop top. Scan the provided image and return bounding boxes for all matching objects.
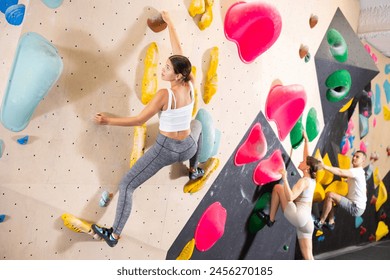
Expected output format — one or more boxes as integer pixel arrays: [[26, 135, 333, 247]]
[[296, 177, 316, 203], [158, 82, 194, 132]]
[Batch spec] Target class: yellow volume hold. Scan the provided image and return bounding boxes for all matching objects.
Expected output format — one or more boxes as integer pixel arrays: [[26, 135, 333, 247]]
[[184, 157, 220, 193], [176, 238, 195, 260], [130, 124, 147, 168], [141, 42, 159, 105], [188, 0, 205, 17], [198, 0, 214, 30], [61, 213, 101, 239], [203, 46, 218, 104]]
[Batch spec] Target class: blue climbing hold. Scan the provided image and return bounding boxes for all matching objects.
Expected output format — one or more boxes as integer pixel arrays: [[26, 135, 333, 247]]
[[0, 214, 5, 223], [374, 83, 381, 115], [383, 79, 390, 104], [41, 0, 64, 9], [17, 135, 29, 145], [195, 109, 219, 163], [385, 64, 390, 75], [0, 32, 63, 132], [359, 114, 369, 139], [0, 0, 18, 13], [355, 216, 363, 228], [99, 191, 112, 207], [5, 4, 25, 25]]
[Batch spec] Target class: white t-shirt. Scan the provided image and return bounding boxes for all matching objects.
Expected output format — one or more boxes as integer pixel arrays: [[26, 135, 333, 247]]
[[347, 167, 367, 210]]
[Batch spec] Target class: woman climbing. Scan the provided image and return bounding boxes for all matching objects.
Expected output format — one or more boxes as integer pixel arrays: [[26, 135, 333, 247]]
[[258, 131, 320, 260], [91, 11, 204, 247]]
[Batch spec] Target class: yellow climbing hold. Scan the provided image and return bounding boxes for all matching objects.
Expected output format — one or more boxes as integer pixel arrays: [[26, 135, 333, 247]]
[[141, 42, 159, 105], [339, 98, 354, 112], [317, 153, 334, 185], [198, 0, 214, 30], [376, 181, 388, 212], [203, 47, 218, 104], [188, 0, 205, 17], [130, 124, 147, 168], [191, 66, 199, 117], [184, 157, 220, 193], [325, 180, 348, 196], [313, 182, 325, 202], [338, 153, 350, 169], [176, 238, 195, 260], [62, 213, 92, 234], [375, 221, 389, 241], [383, 105, 390, 121], [315, 229, 324, 237], [373, 167, 381, 187]]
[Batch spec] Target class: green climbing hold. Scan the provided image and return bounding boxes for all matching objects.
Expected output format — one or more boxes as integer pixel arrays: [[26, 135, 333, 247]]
[[248, 192, 271, 234], [306, 107, 320, 141], [327, 28, 348, 62], [290, 116, 303, 149], [283, 245, 289, 251], [325, 69, 351, 102]]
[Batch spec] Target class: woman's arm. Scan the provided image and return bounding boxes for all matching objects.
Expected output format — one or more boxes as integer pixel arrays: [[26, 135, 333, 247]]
[[95, 89, 167, 126], [161, 11, 183, 56], [281, 169, 307, 202], [302, 130, 309, 161]]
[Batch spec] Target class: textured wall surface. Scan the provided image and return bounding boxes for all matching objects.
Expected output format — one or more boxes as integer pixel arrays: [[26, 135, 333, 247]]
[[1, 0, 388, 260]]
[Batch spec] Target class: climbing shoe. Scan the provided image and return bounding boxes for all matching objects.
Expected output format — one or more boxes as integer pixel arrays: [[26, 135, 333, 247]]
[[314, 219, 323, 230], [91, 224, 118, 247], [324, 222, 335, 231], [255, 210, 275, 227], [189, 167, 205, 180]]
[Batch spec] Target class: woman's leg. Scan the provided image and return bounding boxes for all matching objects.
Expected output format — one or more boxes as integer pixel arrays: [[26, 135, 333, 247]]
[[298, 238, 314, 260], [189, 119, 202, 171], [112, 138, 177, 236], [269, 184, 288, 222]]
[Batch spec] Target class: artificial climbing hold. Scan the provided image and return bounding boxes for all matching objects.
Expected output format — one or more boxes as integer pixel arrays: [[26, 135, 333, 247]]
[[327, 28, 348, 62], [234, 122, 267, 166], [253, 149, 284, 186], [203, 47, 219, 104], [224, 1, 282, 63], [194, 202, 227, 251], [141, 42, 158, 105], [325, 69, 351, 102]]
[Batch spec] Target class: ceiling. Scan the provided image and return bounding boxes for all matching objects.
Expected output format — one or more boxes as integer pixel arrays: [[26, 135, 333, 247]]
[[358, 0, 390, 57]]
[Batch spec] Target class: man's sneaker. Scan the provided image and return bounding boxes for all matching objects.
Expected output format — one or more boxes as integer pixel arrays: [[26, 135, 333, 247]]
[[255, 210, 275, 227], [189, 167, 205, 180], [324, 222, 335, 231], [314, 219, 323, 230], [91, 224, 118, 247]]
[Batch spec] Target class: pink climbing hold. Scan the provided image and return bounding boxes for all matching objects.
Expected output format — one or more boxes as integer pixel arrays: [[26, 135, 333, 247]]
[[265, 84, 307, 141], [346, 119, 354, 135], [253, 149, 285, 186], [234, 122, 267, 166], [360, 141, 367, 153], [364, 44, 371, 54], [224, 1, 282, 63], [195, 202, 227, 252], [373, 117, 377, 127]]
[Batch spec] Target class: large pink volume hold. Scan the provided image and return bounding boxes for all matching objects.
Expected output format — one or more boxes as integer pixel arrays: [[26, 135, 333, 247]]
[[195, 202, 227, 252], [265, 84, 307, 141], [234, 122, 267, 166], [253, 149, 285, 186], [224, 1, 282, 63]]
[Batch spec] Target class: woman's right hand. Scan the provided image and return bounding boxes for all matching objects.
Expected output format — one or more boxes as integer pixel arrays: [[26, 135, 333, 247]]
[[161, 10, 173, 26], [302, 130, 309, 142], [94, 113, 110, 125]]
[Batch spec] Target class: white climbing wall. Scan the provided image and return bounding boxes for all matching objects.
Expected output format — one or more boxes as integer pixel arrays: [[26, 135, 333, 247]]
[[1, 0, 387, 261]]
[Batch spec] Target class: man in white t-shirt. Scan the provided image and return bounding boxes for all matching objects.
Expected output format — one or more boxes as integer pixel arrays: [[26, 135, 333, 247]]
[[314, 150, 367, 230]]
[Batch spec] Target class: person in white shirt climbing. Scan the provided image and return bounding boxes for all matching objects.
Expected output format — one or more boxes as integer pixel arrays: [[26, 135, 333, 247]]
[[314, 150, 367, 231]]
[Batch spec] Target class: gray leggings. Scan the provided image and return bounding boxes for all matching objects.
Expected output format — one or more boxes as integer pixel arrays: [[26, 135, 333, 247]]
[[112, 120, 202, 235]]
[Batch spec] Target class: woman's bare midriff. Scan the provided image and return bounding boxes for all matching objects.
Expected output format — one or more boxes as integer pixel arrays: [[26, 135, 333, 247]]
[[160, 129, 191, 140]]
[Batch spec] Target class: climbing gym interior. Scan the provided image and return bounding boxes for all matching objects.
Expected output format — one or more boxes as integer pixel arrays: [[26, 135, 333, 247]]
[[0, 0, 389, 260]]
